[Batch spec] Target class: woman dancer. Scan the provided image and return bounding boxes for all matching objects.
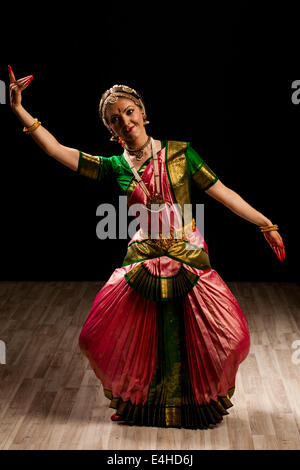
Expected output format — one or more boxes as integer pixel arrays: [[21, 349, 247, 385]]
[[8, 66, 285, 429]]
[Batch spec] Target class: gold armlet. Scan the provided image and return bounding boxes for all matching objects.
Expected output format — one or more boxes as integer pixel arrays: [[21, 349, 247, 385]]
[[23, 118, 41, 135]]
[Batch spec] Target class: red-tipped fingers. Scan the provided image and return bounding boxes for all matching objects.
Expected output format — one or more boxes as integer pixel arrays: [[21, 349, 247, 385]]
[[263, 232, 285, 261], [272, 245, 281, 261], [22, 80, 32, 90], [274, 246, 280, 260], [277, 246, 284, 262], [24, 76, 33, 85], [18, 76, 34, 89], [19, 75, 33, 82], [278, 243, 285, 261], [8, 65, 16, 83], [277, 247, 283, 261], [17, 75, 33, 85]]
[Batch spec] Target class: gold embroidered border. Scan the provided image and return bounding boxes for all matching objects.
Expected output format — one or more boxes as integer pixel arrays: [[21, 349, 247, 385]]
[[126, 178, 138, 205], [166, 141, 191, 212], [103, 386, 235, 429], [193, 163, 218, 190], [78, 152, 102, 180], [122, 239, 211, 271]]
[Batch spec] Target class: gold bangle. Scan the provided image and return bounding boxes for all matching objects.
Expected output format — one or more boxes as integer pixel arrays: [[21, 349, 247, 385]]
[[260, 225, 278, 232], [23, 118, 41, 134], [260, 224, 278, 233]]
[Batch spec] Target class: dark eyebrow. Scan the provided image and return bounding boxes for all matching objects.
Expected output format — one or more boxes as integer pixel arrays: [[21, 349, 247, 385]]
[[110, 105, 133, 118]]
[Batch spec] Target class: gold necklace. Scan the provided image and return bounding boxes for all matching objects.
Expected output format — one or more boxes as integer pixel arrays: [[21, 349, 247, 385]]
[[124, 135, 151, 160], [124, 138, 166, 211]]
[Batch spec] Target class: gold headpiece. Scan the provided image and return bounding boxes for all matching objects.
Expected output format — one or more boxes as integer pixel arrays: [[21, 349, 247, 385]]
[[99, 85, 148, 140]]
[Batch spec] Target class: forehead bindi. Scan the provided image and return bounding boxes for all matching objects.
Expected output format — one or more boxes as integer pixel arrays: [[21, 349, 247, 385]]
[[108, 98, 136, 116]]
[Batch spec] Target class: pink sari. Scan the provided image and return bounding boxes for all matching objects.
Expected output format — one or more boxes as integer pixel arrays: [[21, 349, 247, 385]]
[[79, 146, 250, 428]]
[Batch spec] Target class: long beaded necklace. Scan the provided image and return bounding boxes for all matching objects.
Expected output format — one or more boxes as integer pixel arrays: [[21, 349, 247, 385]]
[[123, 137, 165, 210]]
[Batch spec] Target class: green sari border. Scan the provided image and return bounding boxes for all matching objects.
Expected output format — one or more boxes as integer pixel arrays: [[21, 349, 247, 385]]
[[122, 252, 209, 271]]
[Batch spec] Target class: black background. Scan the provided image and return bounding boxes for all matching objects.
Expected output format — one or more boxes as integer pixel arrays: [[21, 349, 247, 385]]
[[1, 2, 299, 282]]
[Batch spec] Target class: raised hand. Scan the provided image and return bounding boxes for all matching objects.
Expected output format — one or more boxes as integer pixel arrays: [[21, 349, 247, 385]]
[[8, 65, 33, 111], [263, 230, 285, 262]]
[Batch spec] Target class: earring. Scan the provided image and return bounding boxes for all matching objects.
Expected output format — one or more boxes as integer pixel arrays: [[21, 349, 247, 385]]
[[109, 129, 119, 142], [143, 113, 150, 126]]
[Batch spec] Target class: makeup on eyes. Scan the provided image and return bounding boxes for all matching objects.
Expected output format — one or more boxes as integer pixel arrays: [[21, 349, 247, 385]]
[[111, 107, 134, 123]]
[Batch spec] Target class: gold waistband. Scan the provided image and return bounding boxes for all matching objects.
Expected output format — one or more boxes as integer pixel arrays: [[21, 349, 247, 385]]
[[140, 218, 196, 251]]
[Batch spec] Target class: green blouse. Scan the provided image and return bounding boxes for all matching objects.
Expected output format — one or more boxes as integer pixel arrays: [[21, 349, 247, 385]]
[[77, 140, 219, 195]]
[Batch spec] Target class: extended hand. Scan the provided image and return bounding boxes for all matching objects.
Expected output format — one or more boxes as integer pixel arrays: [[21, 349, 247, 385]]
[[263, 230, 285, 261], [8, 65, 33, 111]]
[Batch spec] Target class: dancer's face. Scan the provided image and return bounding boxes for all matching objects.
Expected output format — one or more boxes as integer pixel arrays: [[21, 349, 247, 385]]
[[106, 97, 146, 144]]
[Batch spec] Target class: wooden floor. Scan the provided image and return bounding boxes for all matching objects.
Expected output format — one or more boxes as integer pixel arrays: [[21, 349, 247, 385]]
[[0, 280, 300, 450]]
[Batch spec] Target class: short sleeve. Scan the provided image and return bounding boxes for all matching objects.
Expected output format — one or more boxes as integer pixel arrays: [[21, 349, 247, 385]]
[[185, 143, 219, 191], [77, 151, 114, 181]]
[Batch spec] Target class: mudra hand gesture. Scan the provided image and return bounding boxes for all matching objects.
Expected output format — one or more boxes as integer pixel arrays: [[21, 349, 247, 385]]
[[8, 65, 33, 111], [262, 228, 285, 262]]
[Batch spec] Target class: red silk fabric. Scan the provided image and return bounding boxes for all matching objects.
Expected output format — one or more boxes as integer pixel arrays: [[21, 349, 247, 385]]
[[79, 145, 250, 412], [79, 264, 250, 406]]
